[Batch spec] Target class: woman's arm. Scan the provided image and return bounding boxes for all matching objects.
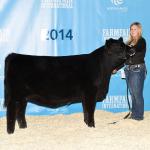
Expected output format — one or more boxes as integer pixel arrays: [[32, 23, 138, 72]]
[[134, 37, 146, 52]]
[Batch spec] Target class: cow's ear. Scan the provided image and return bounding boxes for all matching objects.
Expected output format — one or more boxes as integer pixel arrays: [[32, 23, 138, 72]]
[[105, 39, 111, 48], [119, 37, 123, 42], [105, 39, 112, 54]]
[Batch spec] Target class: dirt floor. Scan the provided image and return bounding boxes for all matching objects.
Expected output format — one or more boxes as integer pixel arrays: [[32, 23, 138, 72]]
[[0, 110, 150, 150]]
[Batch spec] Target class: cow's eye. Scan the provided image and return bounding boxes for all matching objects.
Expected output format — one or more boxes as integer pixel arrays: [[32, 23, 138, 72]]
[[120, 44, 123, 49], [121, 43, 125, 48]]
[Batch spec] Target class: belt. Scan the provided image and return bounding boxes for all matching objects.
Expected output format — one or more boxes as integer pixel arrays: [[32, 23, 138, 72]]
[[125, 63, 145, 70], [126, 63, 144, 67]]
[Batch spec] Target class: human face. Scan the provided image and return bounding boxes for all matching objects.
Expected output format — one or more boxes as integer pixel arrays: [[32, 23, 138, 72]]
[[130, 25, 140, 39]]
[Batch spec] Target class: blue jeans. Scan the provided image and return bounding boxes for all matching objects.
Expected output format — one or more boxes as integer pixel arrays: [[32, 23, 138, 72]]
[[124, 63, 146, 119]]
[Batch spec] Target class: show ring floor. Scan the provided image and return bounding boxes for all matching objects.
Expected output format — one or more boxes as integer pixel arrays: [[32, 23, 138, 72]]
[[0, 110, 150, 150]]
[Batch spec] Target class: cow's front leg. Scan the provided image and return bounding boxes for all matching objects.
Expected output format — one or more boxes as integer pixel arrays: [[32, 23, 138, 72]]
[[82, 90, 97, 127]]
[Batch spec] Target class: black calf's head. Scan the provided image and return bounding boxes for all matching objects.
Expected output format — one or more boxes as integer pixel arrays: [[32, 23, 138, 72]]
[[104, 37, 136, 69], [105, 37, 127, 60], [105, 37, 135, 60]]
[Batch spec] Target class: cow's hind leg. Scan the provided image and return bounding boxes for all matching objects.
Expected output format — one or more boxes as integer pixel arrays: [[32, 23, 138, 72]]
[[16, 100, 27, 129], [83, 90, 97, 127], [7, 100, 17, 134]]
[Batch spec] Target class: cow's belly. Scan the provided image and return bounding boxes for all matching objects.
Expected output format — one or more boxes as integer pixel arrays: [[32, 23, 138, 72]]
[[23, 76, 86, 108], [27, 94, 82, 108]]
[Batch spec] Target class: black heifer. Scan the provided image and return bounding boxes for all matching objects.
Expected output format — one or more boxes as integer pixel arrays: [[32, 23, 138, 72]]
[[4, 37, 131, 134]]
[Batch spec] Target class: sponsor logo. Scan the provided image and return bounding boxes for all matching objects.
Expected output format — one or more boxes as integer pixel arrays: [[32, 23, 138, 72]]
[[102, 28, 129, 43], [41, 0, 73, 9], [111, 0, 124, 6], [102, 95, 132, 109], [107, 0, 128, 12]]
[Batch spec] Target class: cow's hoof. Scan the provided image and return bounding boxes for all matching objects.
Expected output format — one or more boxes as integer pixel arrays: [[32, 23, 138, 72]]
[[19, 124, 27, 129], [87, 122, 95, 128], [84, 119, 88, 125], [18, 121, 27, 129], [7, 128, 14, 134], [84, 120, 95, 128]]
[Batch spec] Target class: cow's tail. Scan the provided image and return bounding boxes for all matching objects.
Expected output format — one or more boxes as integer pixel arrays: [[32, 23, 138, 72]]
[[4, 53, 16, 108]]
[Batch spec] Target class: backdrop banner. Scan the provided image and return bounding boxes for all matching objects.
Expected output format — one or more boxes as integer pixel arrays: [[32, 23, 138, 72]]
[[0, 0, 150, 116]]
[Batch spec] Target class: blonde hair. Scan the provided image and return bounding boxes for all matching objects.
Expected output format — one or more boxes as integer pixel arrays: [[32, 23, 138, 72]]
[[127, 22, 142, 46]]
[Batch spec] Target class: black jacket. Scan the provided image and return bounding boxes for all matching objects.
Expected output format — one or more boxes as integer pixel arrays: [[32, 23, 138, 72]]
[[125, 37, 146, 65], [115, 37, 146, 71]]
